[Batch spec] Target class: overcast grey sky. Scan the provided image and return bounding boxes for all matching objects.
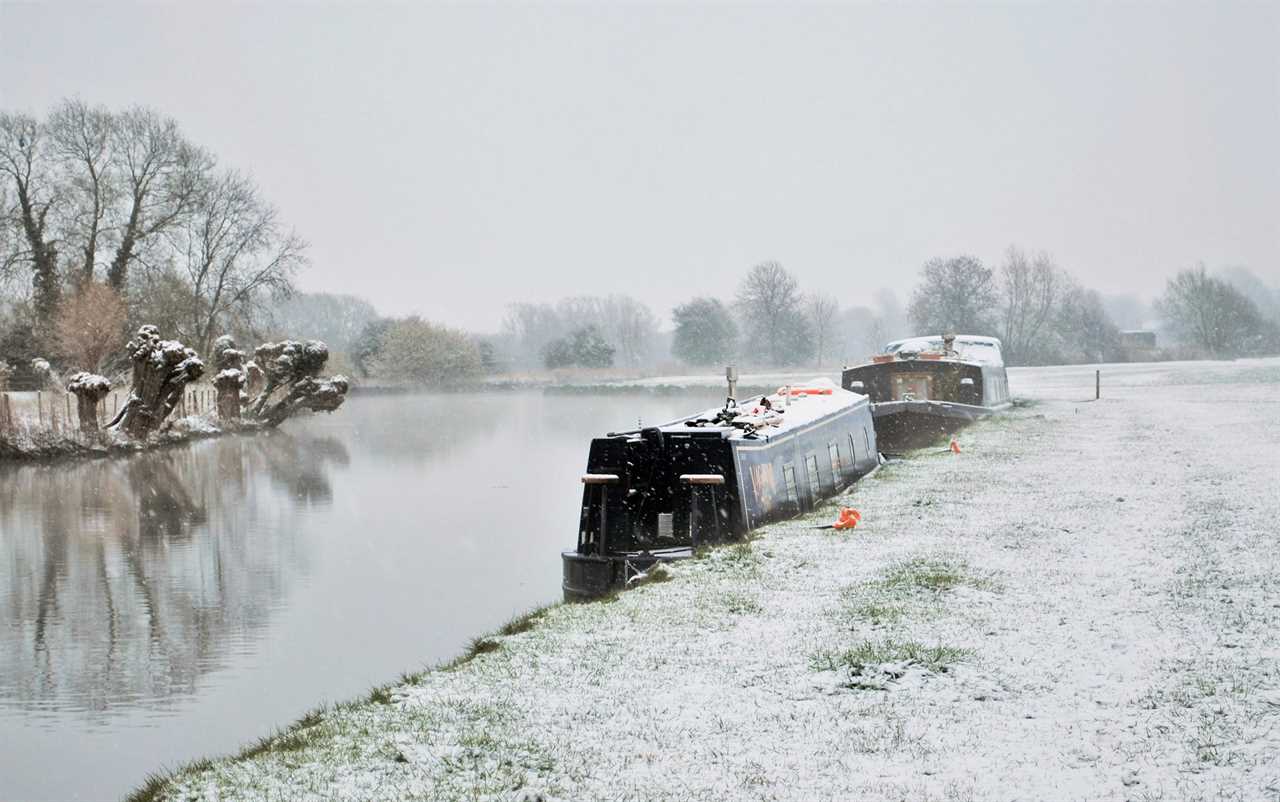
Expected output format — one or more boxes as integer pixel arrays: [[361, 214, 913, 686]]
[[2, 2, 1277, 331]]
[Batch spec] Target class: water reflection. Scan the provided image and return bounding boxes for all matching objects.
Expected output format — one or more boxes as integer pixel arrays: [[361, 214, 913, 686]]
[[0, 390, 724, 801], [0, 432, 345, 721]]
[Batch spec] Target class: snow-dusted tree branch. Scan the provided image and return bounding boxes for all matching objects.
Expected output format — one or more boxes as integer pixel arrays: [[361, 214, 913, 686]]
[[162, 169, 304, 355], [107, 107, 211, 290], [0, 112, 61, 336]]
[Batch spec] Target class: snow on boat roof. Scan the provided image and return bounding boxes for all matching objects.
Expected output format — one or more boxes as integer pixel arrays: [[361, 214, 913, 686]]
[[882, 335, 1005, 366], [656, 377, 866, 441]]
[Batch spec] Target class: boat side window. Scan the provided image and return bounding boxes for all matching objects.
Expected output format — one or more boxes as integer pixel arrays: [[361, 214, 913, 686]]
[[804, 454, 821, 498], [862, 427, 871, 460], [828, 442, 842, 485], [782, 463, 799, 509], [848, 433, 859, 463]]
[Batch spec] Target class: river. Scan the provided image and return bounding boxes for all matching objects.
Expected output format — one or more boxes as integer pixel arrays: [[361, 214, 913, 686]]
[[0, 389, 725, 802]]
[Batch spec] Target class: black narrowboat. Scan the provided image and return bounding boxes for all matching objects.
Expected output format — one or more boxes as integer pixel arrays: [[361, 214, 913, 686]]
[[562, 377, 879, 601], [841, 334, 1011, 449]]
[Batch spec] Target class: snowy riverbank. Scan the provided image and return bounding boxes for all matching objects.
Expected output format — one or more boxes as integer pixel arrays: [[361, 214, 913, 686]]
[[137, 358, 1280, 802], [0, 413, 231, 463]]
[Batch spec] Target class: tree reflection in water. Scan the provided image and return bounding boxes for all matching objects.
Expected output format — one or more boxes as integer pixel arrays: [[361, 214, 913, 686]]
[[0, 431, 350, 720]]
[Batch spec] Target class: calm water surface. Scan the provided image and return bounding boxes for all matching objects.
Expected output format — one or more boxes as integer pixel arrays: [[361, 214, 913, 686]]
[[0, 390, 722, 802]]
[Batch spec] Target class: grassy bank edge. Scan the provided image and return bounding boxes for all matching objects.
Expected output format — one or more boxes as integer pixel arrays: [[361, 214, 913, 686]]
[[122, 565, 692, 802]]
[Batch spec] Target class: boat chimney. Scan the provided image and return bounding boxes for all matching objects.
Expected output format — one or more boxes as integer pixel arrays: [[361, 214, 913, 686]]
[[725, 365, 738, 404]]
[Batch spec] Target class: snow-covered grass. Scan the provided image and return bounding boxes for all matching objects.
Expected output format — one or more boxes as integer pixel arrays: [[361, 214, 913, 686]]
[[137, 357, 1280, 802]]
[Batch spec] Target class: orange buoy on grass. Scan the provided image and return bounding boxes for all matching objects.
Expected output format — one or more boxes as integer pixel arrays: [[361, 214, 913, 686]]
[[832, 507, 862, 530]]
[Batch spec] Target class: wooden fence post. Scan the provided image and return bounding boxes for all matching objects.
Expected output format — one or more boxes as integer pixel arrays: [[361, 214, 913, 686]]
[[1095, 370, 1100, 400]]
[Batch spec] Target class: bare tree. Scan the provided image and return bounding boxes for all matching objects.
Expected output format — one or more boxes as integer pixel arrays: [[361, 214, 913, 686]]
[[806, 293, 839, 367], [162, 169, 304, 355], [1155, 265, 1269, 357], [47, 99, 116, 284], [502, 295, 656, 370], [736, 261, 805, 365], [672, 297, 737, 366], [502, 302, 564, 368], [907, 255, 997, 336], [0, 113, 61, 333], [1055, 283, 1121, 363], [998, 246, 1061, 365], [106, 107, 208, 290], [271, 292, 379, 355], [601, 295, 657, 369]]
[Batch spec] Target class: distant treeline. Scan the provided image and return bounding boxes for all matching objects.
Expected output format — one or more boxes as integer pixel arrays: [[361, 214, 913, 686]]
[[5, 100, 1277, 391]]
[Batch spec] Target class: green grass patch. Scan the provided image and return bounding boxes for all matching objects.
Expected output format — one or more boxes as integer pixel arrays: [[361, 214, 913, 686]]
[[720, 590, 763, 615], [880, 557, 998, 596], [124, 759, 214, 802], [841, 555, 995, 625], [811, 638, 970, 675], [498, 605, 550, 636], [631, 564, 673, 586], [851, 602, 905, 625]]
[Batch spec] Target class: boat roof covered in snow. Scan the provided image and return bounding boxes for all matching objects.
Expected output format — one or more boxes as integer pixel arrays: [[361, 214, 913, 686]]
[[655, 378, 868, 443], [881, 335, 1005, 367]]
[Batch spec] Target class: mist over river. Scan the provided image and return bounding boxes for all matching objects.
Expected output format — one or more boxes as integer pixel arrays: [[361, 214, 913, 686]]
[[0, 390, 725, 802]]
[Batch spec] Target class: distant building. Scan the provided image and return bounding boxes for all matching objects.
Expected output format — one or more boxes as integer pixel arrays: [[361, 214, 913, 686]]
[[1120, 330, 1158, 361]]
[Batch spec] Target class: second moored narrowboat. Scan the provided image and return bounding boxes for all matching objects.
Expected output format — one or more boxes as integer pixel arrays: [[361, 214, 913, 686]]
[[841, 334, 1011, 449]]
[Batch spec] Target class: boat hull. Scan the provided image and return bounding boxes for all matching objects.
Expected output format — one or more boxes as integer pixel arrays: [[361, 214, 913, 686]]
[[561, 548, 692, 602], [842, 353, 1010, 450], [871, 399, 1010, 450]]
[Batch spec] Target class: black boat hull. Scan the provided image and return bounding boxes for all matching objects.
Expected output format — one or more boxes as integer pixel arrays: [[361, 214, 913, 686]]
[[561, 548, 691, 601], [871, 399, 1008, 450]]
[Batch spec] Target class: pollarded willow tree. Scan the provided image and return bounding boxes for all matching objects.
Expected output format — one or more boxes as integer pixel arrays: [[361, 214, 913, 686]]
[[66, 371, 111, 433], [247, 340, 349, 427], [106, 327, 349, 440], [109, 325, 206, 440], [212, 335, 247, 421]]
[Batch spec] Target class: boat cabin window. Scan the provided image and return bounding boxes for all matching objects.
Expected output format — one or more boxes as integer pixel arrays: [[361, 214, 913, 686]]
[[804, 454, 821, 498], [848, 433, 859, 463], [863, 427, 871, 458], [782, 463, 799, 509], [828, 442, 842, 484]]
